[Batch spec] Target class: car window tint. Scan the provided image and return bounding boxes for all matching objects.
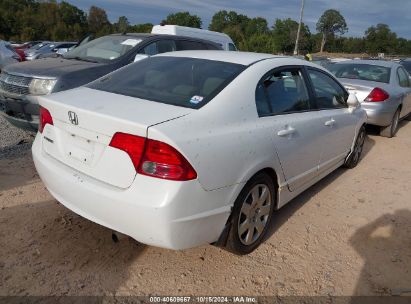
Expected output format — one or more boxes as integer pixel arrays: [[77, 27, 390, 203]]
[[228, 43, 237, 51], [397, 67, 410, 87], [156, 40, 176, 54], [88, 56, 245, 109], [256, 68, 310, 116], [207, 43, 220, 50], [400, 61, 411, 75], [176, 40, 205, 50], [141, 43, 157, 55], [308, 69, 348, 109]]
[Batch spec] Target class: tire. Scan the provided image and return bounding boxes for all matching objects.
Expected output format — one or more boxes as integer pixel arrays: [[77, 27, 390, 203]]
[[344, 125, 366, 169], [380, 108, 400, 138], [224, 172, 276, 255]]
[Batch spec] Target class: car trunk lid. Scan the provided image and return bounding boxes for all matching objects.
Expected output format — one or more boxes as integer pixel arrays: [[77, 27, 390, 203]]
[[339, 79, 391, 102], [39, 87, 193, 188]]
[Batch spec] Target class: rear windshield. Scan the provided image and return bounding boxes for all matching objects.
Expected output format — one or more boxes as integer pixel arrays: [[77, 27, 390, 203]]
[[88, 56, 245, 109], [328, 63, 391, 83]]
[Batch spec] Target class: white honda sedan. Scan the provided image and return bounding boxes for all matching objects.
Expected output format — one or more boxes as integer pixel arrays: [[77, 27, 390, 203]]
[[32, 51, 367, 255]]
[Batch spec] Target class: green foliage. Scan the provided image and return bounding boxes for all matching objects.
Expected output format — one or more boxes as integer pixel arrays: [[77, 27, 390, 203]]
[[316, 9, 348, 52], [245, 17, 269, 37], [316, 9, 348, 35], [209, 10, 249, 33], [114, 16, 130, 33], [1, 2, 411, 56], [128, 23, 153, 33], [164, 12, 202, 28], [88, 5, 111, 36], [365, 23, 398, 54], [272, 18, 311, 53], [240, 34, 275, 53]]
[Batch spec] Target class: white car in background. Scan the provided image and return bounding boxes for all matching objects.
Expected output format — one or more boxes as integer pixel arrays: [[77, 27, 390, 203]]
[[152, 24, 237, 51], [32, 51, 366, 255]]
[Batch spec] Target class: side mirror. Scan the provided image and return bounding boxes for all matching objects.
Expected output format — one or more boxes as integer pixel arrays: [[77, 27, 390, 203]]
[[134, 54, 149, 63], [347, 93, 360, 113]]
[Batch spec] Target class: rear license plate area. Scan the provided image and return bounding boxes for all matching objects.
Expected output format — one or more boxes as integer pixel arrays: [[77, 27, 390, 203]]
[[66, 134, 95, 165]]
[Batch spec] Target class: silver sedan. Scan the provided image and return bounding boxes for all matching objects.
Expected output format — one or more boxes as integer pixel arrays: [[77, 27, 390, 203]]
[[329, 60, 411, 137]]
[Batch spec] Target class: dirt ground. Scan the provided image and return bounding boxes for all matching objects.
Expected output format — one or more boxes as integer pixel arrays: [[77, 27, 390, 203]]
[[0, 120, 410, 297]]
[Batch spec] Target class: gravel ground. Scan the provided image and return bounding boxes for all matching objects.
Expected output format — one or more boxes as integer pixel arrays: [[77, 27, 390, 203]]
[[0, 115, 34, 159], [0, 117, 410, 297]]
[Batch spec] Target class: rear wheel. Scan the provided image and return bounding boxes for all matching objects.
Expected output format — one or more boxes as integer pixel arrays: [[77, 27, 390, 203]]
[[344, 125, 366, 169], [380, 108, 400, 138], [224, 172, 276, 255]]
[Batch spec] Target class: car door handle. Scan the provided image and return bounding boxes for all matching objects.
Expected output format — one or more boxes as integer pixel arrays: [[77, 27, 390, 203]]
[[325, 119, 335, 127], [277, 127, 296, 137]]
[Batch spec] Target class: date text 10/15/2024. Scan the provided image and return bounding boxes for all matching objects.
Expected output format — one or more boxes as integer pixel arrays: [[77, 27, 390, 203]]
[[149, 296, 257, 303]]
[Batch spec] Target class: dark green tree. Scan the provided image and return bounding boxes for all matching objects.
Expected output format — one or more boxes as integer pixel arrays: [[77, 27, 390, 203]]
[[209, 10, 249, 33], [115, 16, 130, 33], [365, 24, 398, 54], [128, 23, 153, 33], [87, 6, 111, 36], [240, 33, 275, 53], [272, 18, 311, 53], [245, 17, 269, 36], [316, 9, 348, 52], [164, 12, 202, 28]]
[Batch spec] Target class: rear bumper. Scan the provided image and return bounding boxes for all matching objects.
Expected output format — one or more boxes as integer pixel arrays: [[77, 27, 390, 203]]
[[32, 134, 233, 250], [361, 101, 398, 127]]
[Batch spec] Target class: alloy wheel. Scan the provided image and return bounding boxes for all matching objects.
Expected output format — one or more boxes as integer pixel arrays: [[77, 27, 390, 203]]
[[352, 129, 365, 164], [392, 110, 400, 136], [238, 184, 272, 245]]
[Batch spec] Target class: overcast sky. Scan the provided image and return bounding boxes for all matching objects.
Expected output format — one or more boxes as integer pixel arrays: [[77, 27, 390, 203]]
[[68, 0, 411, 38]]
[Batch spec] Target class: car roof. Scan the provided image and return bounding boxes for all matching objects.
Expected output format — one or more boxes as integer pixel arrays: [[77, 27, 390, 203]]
[[110, 33, 219, 39], [109, 33, 222, 47], [111, 33, 154, 38], [155, 50, 285, 65], [335, 59, 399, 68]]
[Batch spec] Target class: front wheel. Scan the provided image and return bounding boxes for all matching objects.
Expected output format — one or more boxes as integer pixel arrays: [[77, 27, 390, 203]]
[[380, 108, 400, 138], [224, 172, 276, 255], [344, 125, 366, 169]]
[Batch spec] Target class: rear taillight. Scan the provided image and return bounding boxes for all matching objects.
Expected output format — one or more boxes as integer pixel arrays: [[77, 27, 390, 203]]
[[364, 88, 389, 102], [15, 49, 25, 61], [39, 106, 53, 133], [109, 132, 197, 181], [109, 133, 146, 169], [138, 139, 197, 181]]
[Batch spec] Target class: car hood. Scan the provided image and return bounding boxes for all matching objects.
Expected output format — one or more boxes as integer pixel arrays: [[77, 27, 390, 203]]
[[3, 58, 102, 78]]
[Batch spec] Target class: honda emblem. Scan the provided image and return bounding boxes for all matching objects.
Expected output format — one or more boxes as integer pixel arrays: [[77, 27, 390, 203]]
[[68, 111, 78, 125]]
